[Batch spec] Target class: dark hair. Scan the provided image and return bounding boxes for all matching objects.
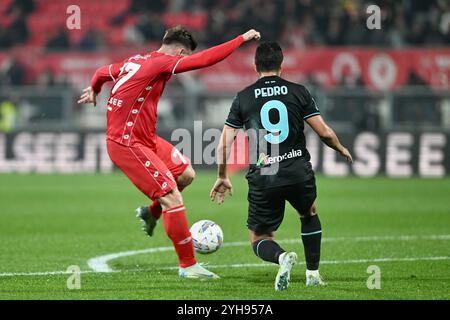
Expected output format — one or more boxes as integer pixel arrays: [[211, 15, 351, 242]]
[[254, 42, 283, 73], [162, 25, 197, 51]]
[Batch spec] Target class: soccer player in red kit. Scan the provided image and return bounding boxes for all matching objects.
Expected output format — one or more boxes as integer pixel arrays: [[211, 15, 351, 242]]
[[77, 26, 261, 279]]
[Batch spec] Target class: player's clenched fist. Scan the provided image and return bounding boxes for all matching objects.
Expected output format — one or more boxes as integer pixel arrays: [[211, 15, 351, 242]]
[[77, 86, 98, 106], [242, 29, 261, 42]]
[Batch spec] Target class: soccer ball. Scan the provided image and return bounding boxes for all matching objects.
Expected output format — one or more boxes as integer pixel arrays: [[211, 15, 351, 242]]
[[190, 220, 224, 254]]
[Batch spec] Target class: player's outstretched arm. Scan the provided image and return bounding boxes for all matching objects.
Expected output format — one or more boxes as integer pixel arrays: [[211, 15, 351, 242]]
[[306, 115, 353, 162], [210, 125, 239, 205], [173, 29, 261, 74], [77, 63, 122, 106]]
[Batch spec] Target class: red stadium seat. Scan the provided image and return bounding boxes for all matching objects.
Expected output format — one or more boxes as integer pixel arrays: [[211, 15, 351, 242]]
[[7, 0, 135, 49], [162, 12, 208, 31], [0, 0, 13, 11], [108, 27, 125, 47], [23, 0, 131, 48]]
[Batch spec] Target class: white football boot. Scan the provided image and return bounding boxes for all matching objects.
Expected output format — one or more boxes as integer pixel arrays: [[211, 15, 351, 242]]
[[305, 270, 326, 287], [275, 252, 297, 291], [179, 263, 220, 279]]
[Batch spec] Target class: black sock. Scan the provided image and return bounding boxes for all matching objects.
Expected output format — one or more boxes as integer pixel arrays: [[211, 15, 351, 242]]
[[300, 215, 322, 270], [252, 239, 285, 264]]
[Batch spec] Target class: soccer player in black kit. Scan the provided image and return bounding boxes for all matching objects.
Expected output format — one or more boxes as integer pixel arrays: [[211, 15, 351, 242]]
[[210, 42, 353, 291]]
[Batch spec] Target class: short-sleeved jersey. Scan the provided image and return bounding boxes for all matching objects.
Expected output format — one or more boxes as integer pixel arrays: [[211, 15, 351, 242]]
[[225, 75, 320, 188], [104, 52, 181, 149]]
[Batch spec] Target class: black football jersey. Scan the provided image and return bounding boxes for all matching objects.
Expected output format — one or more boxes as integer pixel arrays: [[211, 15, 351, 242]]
[[225, 75, 320, 188]]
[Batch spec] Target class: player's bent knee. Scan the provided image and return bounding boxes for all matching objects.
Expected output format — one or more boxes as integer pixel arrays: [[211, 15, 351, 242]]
[[158, 188, 183, 210], [177, 165, 195, 188], [299, 202, 317, 218], [249, 230, 274, 244], [307, 202, 317, 216]]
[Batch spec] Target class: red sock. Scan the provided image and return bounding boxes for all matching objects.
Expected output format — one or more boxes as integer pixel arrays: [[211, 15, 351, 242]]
[[162, 205, 196, 268], [149, 201, 162, 220]]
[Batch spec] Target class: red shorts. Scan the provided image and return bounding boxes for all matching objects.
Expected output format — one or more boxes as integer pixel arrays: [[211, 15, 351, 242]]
[[107, 136, 190, 200]]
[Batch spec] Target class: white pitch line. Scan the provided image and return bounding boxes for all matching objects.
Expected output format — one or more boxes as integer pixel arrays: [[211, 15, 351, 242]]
[[1, 234, 449, 277], [178, 256, 450, 270], [0, 270, 96, 277], [87, 246, 173, 272], [1, 256, 449, 277], [87, 234, 450, 273]]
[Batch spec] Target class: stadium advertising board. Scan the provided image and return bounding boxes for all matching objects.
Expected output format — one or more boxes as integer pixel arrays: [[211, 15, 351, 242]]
[[1, 48, 449, 92], [0, 130, 448, 177]]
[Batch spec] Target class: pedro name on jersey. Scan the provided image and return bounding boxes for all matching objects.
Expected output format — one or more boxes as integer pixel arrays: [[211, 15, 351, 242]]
[[226, 76, 321, 187]]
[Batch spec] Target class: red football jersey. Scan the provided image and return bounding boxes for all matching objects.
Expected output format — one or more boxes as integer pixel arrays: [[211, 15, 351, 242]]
[[91, 35, 244, 149]]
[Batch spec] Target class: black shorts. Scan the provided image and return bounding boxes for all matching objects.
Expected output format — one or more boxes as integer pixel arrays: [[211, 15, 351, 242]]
[[247, 177, 317, 234]]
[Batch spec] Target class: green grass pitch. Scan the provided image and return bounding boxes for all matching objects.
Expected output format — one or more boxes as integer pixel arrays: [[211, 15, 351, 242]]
[[0, 172, 449, 300]]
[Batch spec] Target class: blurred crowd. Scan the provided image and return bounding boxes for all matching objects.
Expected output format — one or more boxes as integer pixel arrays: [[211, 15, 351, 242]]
[[195, 0, 450, 48], [0, 0, 449, 51], [0, 0, 34, 49], [0, 0, 448, 132], [1, 0, 448, 85]]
